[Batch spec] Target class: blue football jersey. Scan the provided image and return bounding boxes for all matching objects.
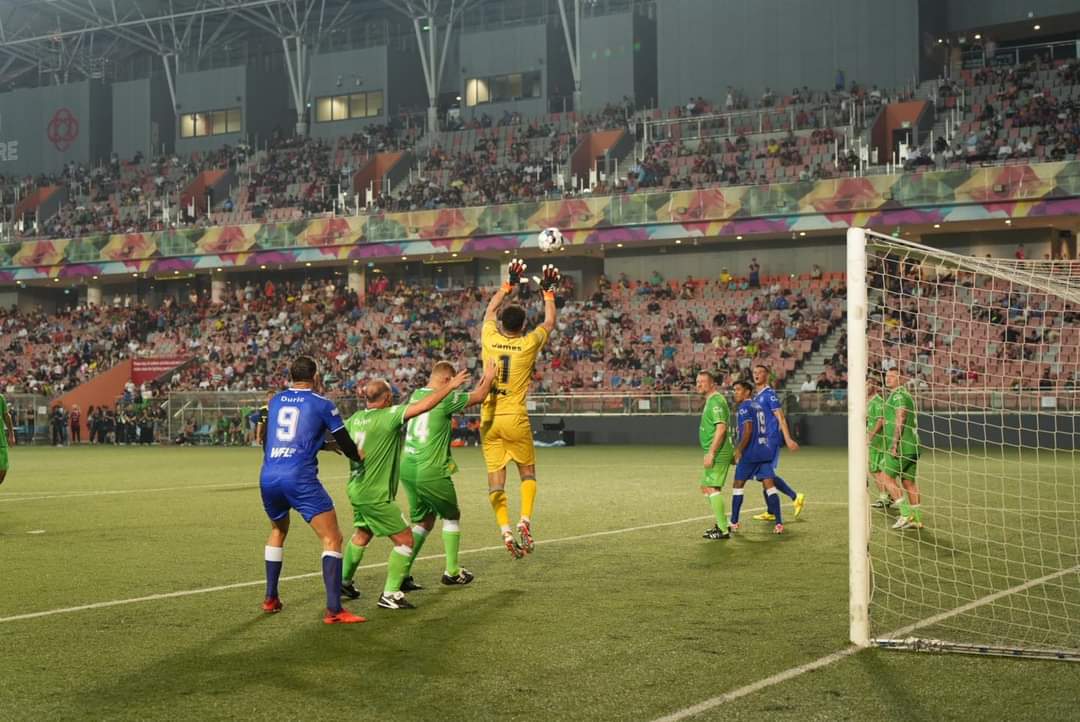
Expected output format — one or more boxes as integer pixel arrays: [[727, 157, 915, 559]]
[[754, 386, 783, 444], [736, 399, 773, 462], [260, 389, 345, 482]]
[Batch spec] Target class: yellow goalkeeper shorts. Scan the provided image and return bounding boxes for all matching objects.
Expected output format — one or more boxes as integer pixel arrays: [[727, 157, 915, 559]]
[[481, 415, 536, 472]]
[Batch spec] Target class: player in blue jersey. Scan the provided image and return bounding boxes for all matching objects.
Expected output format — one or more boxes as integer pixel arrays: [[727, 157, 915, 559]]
[[259, 355, 367, 624], [729, 381, 785, 534], [751, 364, 805, 521]]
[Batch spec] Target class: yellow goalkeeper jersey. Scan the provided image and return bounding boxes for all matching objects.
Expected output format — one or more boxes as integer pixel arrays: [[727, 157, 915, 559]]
[[481, 319, 548, 421]]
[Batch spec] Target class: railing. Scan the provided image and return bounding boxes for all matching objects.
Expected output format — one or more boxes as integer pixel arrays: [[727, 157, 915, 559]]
[[154, 389, 1080, 442], [642, 106, 849, 152], [3, 393, 50, 444], [961, 39, 1079, 70], [6, 158, 1079, 274]]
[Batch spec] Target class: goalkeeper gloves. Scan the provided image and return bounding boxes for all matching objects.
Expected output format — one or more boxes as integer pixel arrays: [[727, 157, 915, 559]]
[[507, 258, 527, 286], [539, 264, 560, 300]]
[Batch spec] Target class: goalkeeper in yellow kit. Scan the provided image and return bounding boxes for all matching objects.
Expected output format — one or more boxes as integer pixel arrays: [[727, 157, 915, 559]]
[[481, 258, 559, 558]]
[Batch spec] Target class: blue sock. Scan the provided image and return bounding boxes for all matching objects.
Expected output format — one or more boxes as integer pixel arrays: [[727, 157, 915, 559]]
[[265, 545, 283, 598], [322, 551, 343, 613], [766, 488, 783, 524], [773, 476, 798, 500], [730, 488, 745, 523]]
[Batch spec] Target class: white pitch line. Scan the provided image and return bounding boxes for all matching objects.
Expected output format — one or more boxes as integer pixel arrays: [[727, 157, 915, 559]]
[[0, 503, 849, 624], [5, 507, 846, 625], [0, 475, 352, 504], [652, 562, 1080, 722], [0, 466, 841, 504]]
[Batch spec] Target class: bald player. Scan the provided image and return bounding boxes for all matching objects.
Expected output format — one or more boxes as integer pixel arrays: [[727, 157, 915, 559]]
[[481, 259, 560, 558], [340, 371, 469, 610]]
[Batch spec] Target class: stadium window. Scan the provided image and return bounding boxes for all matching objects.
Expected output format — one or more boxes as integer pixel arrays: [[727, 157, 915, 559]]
[[179, 107, 241, 138], [465, 72, 540, 106], [193, 112, 210, 137], [315, 97, 333, 123], [366, 90, 384, 117], [349, 93, 366, 119], [524, 71, 542, 98], [210, 110, 228, 135], [314, 91, 385, 122]]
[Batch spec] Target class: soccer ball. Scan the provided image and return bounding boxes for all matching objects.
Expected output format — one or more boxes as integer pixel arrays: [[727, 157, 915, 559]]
[[537, 227, 566, 253]]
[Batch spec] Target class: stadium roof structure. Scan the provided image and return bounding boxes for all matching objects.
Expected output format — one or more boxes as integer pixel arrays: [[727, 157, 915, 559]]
[[0, 0, 506, 84], [0, 0, 587, 131]]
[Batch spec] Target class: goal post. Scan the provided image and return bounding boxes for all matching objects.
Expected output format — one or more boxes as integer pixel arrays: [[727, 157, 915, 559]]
[[847, 227, 871, 647], [848, 226, 1080, 661]]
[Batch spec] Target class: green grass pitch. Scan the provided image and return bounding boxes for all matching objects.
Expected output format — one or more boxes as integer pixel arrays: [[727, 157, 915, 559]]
[[0, 445, 1075, 720]]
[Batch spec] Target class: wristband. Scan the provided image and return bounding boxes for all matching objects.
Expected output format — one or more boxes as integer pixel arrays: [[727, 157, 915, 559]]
[[501, 282, 512, 293], [542, 290, 556, 301]]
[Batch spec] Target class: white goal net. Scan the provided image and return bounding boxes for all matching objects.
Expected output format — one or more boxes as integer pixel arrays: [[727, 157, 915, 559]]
[[847, 227, 1080, 661]]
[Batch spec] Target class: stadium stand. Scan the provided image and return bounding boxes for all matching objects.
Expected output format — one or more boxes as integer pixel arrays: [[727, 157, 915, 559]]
[[6, 55, 1078, 241], [0, 269, 846, 398]]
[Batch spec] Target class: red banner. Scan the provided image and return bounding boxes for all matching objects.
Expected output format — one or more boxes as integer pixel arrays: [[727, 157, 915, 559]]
[[132, 356, 191, 385]]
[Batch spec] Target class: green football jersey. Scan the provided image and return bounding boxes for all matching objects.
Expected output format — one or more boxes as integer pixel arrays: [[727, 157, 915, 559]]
[[883, 387, 919, 457], [699, 392, 734, 454], [400, 388, 470, 482], [867, 394, 887, 452], [344, 404, 407, 505], [0, 394, 7, 447]]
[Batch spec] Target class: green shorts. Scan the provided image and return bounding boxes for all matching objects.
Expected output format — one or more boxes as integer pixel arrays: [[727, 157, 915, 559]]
[[401, 475, 461, 523], [350, 499, 409, 537], [882, 452, 918, 482], [0, 445, 7, 472], [699, 452, 732, 489], [868, 446, 885, 474]]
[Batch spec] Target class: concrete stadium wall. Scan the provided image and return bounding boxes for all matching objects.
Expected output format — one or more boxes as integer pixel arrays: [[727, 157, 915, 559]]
[[549, 413, 1080, 449], [247, 56, 293, 145], [946, 0, 1079, 31], [112, 79, 152, 161], [576, 9, 660, 112], [175, 66, 247, 156], [580, 13, 635, 112], [601, 236, 849, 282], [0, 80, 112, 175], [307, 46, 391, 141], [459, 24, 548, 121], [656, 0, 920, 109], [388, 38, 429, 119]]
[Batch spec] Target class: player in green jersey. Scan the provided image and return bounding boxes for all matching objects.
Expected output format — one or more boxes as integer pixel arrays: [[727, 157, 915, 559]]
[[696, 371, 734, 539], [0, 393, 15, 484], [340, 368, 475, 610], [882, 368, 923, 530], [866, 373, 898, 509], [398, 360, 496, 589]]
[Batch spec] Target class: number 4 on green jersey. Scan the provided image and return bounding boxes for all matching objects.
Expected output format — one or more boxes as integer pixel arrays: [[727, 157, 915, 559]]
[[401, 388, 471, 482]]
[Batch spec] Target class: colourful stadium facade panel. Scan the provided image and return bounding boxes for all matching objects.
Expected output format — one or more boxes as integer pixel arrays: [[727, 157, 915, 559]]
[[1, 160, 1078, 282]]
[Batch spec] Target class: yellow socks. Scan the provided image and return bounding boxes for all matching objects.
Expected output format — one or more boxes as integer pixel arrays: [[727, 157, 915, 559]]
[[520, 478, 537, 522], [489, 489, 511, 532]]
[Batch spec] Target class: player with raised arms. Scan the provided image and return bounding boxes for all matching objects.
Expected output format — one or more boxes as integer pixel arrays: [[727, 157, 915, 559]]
[[883, 368, 923, 530], [750, 364, 805, 522], [480, 259, 560, 558], [729, 380, 785, 534], [339, 369, 473, 610], [397, 360, 497, 589], [696, 370, 733, 539], [258, 356, 366, 624]]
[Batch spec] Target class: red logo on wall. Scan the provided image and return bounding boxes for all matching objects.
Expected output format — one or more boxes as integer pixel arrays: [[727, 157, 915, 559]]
[[47, 108, 79, 152]]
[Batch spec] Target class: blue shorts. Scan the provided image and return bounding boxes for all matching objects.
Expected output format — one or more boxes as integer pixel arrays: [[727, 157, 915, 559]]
[[735, 458, 777, 482], [769, 440, 782, 470], [260, 475, 335, 523]]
